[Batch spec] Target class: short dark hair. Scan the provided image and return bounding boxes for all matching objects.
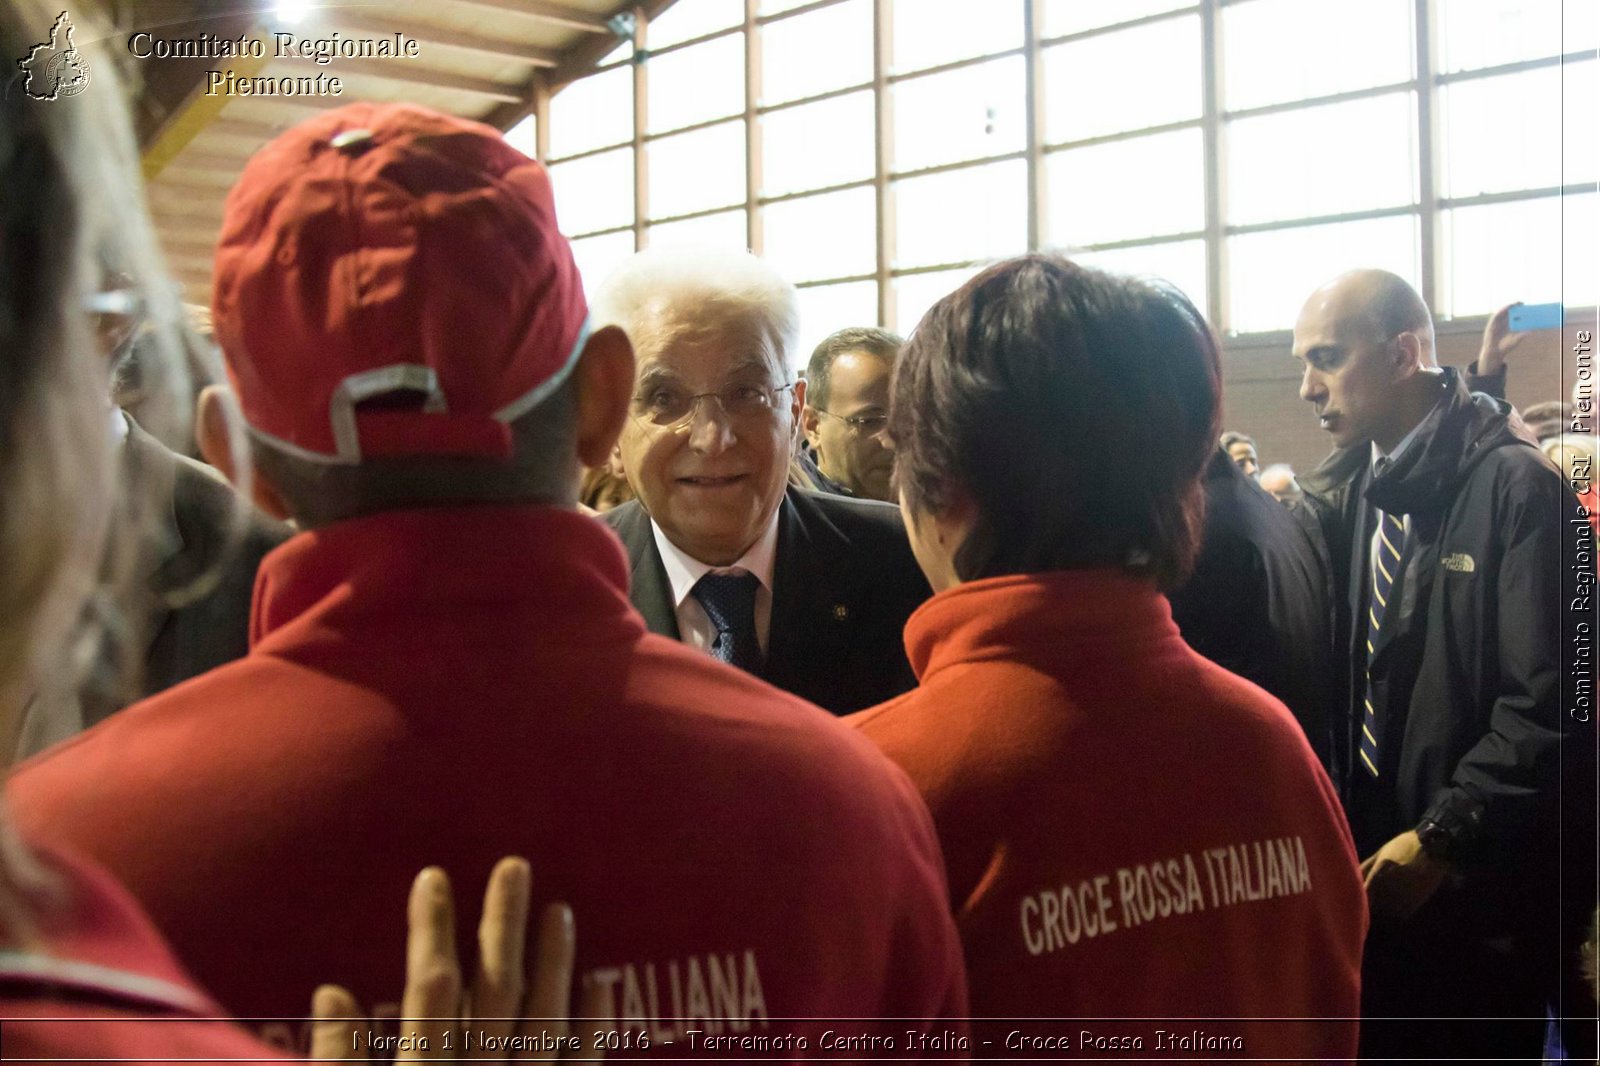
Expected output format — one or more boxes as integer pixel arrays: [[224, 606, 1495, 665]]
[[1220, 431, 1255, 451], [806, 326, 903, 411], [890, 254, 1221, 590]]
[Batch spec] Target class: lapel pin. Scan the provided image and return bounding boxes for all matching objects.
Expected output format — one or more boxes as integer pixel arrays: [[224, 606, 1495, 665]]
[[832, 603, 850, 621]]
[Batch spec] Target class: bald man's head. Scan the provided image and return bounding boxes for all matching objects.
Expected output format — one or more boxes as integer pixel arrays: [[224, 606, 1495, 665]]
[[1292, 269, 1445, 452], [1302, 269, 1436, 360]]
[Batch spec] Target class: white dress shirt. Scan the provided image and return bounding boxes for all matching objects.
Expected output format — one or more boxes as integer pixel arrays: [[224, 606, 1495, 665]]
[[650, 510, 781, 656]]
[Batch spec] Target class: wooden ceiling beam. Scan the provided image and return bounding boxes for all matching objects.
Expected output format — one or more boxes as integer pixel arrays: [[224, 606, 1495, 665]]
[[313, 11, 561, 66], [207, 117, 296, 141], [486, 0, 675, 131], [155, 151, 246, 173], [277, 55, 525, 103], [451, 0, 612, 33]]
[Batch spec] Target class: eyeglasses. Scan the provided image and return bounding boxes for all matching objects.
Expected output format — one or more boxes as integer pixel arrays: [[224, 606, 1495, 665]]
[[815, 408, 889, 435], [631, 380, 796, 430]]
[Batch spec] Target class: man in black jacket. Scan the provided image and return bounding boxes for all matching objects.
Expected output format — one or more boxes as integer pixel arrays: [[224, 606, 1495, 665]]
[[1292, 269, 1595, 1061], [1168, 447, 1333, 758], [596, 248, 927, 714], [17, 414, 288, 758]]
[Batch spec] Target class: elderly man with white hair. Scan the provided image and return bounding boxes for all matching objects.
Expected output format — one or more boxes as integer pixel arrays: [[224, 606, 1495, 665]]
[[596, 247, 928, 714]]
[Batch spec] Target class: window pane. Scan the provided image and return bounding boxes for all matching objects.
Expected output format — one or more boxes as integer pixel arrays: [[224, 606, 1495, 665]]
[[648, 0, 743, 50], [763, 187, 876, 283], [1441, 194, 1597, 316], [1569, 61, 1600, 188], [648, 209, 749, 251], [503, 114, 537, 159], [893, 159, 1028, 268], [762, 91, 875, 196], [1571, 0, 1600, 54], [762, 0, 817, 13], [1436, 0, 1587, 73], [1441, 64, 1596, 197], [550, 147, 634, 236], [550, 67, 632, 158], [892, 0, 1023, 75], [1223, 0, 1412, 111], [895, 266, 983, 334], [650, 121, 745, 219], [1227, 93, 1417, 225], [1227, 215, 1420, 333], [795, 281, 881, 375], [1072, 240, 1208, 318], [648, 34, 744, 134], [1044, 16, 1200, 143], [1046, 128, 1203, 246], [1044, 0, 1193, 37], [894, 56, 1025, 172], [762, 0, 871, 105], [569, 231, 636, 294]]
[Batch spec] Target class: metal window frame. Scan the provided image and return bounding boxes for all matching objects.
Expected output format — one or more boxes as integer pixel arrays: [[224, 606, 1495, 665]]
[[544, 2, 1597, 334]]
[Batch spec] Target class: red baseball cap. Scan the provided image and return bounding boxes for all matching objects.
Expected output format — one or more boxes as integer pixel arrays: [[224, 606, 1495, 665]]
[[212, 102, 588, 463]]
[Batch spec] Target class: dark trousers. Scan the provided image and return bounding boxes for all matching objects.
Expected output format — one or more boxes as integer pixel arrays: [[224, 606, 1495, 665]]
[[1359, 913, 1551, 1063]]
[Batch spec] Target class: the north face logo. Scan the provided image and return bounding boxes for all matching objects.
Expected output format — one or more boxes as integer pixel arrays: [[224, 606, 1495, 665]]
[[1442, 552, 1476, 573]]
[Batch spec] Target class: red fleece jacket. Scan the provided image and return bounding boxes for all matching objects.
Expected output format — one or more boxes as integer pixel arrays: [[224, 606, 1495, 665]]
[[11, 506, 966, 1053], [852, 570, 1366, 1061]]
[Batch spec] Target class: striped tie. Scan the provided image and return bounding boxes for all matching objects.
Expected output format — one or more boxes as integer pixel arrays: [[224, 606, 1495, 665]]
[[1361, 509, 1406, 777]]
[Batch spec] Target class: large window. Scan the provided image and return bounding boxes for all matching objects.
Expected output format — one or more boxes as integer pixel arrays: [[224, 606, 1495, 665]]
[[532, 0, 1597, 353]]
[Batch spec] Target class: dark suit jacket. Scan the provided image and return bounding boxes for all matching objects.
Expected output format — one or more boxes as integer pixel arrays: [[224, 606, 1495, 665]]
[[604, 488, 929, 714], [1168, 449, 1335, 760], [16, 418, 289, 757]]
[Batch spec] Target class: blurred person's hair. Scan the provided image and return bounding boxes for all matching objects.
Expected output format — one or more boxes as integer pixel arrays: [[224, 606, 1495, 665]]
[[579, 461, 634, 513], [591, 245, 799, 373], [890, 254, 1220, 589], [1522, 400, 1571, 443], [1259, 463, 1303, 502], [788, 455, 822, 492], [806, 326, 902, 410], [1542, 433, 1597, 477], [0, 0, 216, 931], [1220, 431, 1255, 451]]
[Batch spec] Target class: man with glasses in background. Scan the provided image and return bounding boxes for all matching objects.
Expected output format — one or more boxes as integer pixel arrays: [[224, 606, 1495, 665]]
[[801, 327, 901, 503], [597, 249, 928, 715]]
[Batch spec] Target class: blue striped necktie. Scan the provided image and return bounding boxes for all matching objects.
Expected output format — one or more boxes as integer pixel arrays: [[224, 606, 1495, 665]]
[[692, 571, 763, 674], [1361, 508, 1406, 777]]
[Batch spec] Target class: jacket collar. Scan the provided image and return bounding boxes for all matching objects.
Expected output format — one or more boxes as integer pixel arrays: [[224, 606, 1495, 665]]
[[1300, 367, 1527, 518], [8, 843, 219, 1016], [249, 504, 639, 649], [903, 569, 1179, 683]]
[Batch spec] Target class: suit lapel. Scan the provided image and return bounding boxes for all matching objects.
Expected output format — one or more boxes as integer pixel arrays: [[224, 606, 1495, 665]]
[[765, 492, 808, 680], [764, 490, 854, 690], [611, 504, 680, 639]]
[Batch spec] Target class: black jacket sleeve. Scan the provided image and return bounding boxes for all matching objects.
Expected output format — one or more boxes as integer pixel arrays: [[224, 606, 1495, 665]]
[[1463, 360, 1508, 402], [1424, 467, 1591, 860]]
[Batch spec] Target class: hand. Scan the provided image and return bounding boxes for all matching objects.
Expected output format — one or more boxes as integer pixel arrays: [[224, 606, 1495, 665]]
[[310, 857, 607, 1061], [1360, 830, 1449, 920], [1476, 303, 1528, 377]]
